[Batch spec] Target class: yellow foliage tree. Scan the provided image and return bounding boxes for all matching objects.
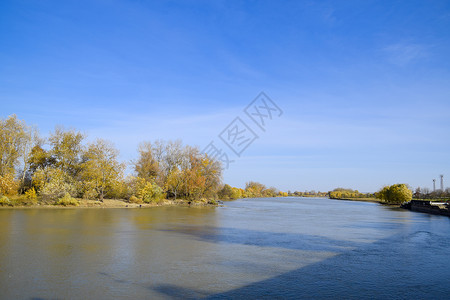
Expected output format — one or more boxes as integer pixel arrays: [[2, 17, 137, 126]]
[[81, 139, 125, 200], [376, 184, 412, 204], [0, 173, 19, 196]]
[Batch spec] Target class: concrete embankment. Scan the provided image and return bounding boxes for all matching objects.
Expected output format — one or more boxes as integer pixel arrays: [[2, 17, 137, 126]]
[[402, 200, 450, 217]]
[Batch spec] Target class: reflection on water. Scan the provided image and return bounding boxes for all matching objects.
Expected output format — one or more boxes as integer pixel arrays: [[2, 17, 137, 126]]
[[0, 198, 449, 299]]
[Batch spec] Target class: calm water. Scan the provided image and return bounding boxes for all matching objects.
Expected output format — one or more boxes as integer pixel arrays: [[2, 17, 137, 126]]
[[1, 197, 449, 299]]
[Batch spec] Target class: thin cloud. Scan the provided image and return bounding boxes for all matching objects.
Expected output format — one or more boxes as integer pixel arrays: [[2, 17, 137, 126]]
[[383, 42, 428, 66]]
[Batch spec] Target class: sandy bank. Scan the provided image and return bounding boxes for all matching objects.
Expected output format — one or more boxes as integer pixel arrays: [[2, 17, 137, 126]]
[[0, 198, 219, 209]]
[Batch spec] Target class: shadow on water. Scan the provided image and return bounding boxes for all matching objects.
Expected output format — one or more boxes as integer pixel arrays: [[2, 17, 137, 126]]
[[159, 225, 361, 253], [151, 225, 450, 299]]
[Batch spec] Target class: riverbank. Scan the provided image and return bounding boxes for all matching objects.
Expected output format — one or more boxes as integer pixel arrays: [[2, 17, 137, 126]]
[[0, 198, 220, 209], [330, 197, 384, 204], [401, 200, 450, 217]]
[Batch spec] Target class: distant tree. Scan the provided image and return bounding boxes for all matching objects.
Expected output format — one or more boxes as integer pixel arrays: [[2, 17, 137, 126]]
[[376, 184, 412, 204], [245, 181, 266, 197], [263, 186, 278, 197], [413, 187, 422, 199], [231, 187, 244, 199], [328, 188, 369, 199], [421, 187, 431, 199], [197, 153, 222, 199], [218, 184, 233, 199], [137, 140, 222, 201]]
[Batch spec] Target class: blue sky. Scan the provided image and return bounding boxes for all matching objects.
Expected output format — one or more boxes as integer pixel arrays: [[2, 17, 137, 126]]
[[1, 0, 450, 192]]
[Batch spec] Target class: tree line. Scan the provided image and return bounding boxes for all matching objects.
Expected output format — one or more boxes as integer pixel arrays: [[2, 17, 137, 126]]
[[288, 191, 328, 197], [218, 182, 288, 200], [0, 115, 284, 206], [328, 188, 375, 200], [329, 185, 418, 205], [412, 187, 450, 200]]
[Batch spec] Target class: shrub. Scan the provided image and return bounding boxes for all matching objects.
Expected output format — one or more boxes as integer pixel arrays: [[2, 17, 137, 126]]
[[55, 193, 79, 206], [107, 179, 129, 199], [128, 195, 142, 204], [134, 177, 165, 203], [33, 167, 77, 200], [11, 195, 36, 206], [83, 188, 98, 200], [208, 199, 218, 205], [0, 196, 12, 206], [25, 188, 37, 201]]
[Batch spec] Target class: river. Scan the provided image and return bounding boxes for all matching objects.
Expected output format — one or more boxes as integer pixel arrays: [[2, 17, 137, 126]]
[[1, 197, 449, 299]]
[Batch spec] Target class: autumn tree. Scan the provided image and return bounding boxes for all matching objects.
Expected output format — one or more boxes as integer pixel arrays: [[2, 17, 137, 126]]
[[127, 176, 164, 203], [134, 142, 160, 182], [0, 173, 19, 196], [231, 187, 245, 199], [159, 139, 183, 184], [200, 154, 222, 199], [178, 147, 222, 200], [376, 184, 412, 204], [28, 145, 54, 176], [137, 140, 222, 201], [0, 115, 39, 194], [28, 127, 85, 199], [32, 166, 77, 200], [48, 127, 85, 178], [245, 181, 266, 197], [218, 184, 234, 199], [18, 127, 40, 192], [263, 186, 278, 197], [81, 139, 125, 200], [0, 115, 28, 176], [166, 168, 183, 200]]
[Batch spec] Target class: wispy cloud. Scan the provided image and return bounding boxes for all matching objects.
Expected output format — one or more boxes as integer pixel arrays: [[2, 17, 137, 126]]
[[383, 42, 428, 66]]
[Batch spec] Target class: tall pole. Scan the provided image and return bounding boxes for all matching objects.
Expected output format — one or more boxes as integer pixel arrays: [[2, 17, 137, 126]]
[[440, 174, 444, 191], [433, 179, 436, 192]]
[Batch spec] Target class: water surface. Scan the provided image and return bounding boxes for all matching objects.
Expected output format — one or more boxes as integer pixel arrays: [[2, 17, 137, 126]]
[[1, 197, 449, 299]]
